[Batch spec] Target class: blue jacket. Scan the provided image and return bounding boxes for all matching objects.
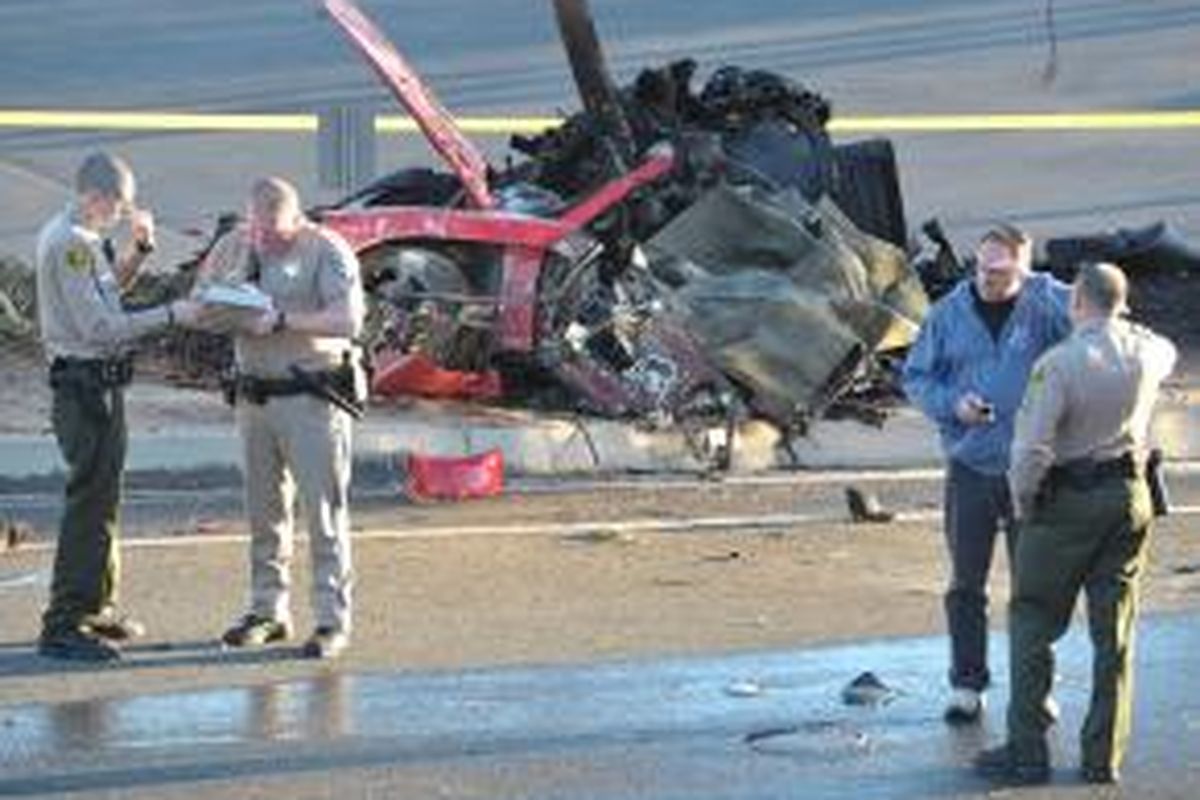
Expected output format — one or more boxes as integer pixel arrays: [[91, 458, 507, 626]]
[[902, 272, 1071, 475]]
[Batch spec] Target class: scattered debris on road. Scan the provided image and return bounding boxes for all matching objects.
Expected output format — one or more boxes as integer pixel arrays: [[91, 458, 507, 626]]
[[3, 517, 34, 551], [403, 448, 505, 502], [840, 670, 896, 706], [4, 0, 1200, 475], [844, 486, 895, 524], [724, 679, 764, 698]]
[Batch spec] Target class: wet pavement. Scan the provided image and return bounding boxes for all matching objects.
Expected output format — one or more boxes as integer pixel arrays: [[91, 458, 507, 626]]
[[0, 614, 1195, 798]]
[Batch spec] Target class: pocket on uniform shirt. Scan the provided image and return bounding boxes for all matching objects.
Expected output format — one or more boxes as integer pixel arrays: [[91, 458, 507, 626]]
[[260, 261, 310, 308]]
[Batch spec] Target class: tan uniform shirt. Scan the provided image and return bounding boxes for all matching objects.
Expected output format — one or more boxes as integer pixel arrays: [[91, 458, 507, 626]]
[[35, 204, 170, 360], [199, 224, 365, 377], [1009, 317, 1177, 518]]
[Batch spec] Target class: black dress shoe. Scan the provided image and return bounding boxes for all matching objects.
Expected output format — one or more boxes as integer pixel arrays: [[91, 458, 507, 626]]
[[38, 629, 121, 662], [301, 627, 349, 659], [1080, 764, 1120, 785], [82, 608, 146, 641], [221, 614, 292, 647], [974, 744, 1051, 786]]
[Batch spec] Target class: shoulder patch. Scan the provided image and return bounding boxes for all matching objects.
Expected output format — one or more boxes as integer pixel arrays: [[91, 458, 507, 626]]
[[1025, 365, 1047, 401], [64, 243, 94, 272]]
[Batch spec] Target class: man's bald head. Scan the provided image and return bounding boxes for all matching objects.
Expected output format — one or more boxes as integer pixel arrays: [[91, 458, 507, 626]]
[[76, 151, 136, 203], [74, 151, 137, 232], [1073, 261, 1129, 318], [250, 177, 301, 218], [247, 177, 306, 255]]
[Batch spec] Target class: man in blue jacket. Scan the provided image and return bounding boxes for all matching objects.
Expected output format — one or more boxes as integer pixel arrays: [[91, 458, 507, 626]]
[[903, 223, 1071, 724]]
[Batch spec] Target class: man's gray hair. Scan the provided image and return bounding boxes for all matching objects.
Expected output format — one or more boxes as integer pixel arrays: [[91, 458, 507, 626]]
[[250, 176, 301, 216], [1075, 261, 1129, 316], [75, 151, 135, 200]]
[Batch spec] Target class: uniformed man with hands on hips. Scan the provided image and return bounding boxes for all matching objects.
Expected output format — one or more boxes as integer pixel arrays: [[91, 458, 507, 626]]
[[35, 151, 202, 662], [194, 176, 365, 660], [975, 262, 1177, 786]]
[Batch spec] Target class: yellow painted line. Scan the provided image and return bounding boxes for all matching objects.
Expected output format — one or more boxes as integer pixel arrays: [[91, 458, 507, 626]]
[[15, 501, 1200, 553], [829, 110, 1200, 132], [2, 109, 1200, 134], [0, 109, 557, 134], [0, 110, 318, 132]]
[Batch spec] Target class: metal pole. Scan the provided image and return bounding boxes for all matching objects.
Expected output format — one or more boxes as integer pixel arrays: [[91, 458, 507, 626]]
[[551, 0, 636, 170]]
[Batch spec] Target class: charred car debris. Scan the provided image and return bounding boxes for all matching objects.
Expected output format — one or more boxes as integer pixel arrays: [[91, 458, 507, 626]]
[[295, 0, 931, 468], [145, 0, 1200, 467]]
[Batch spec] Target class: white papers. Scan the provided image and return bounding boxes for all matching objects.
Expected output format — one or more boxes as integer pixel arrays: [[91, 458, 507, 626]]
[[195, 282, 274, 312]]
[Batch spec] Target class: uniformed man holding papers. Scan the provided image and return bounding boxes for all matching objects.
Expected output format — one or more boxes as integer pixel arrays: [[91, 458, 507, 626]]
[[36, 152, 202, 661], [194, 177, 365, 660]]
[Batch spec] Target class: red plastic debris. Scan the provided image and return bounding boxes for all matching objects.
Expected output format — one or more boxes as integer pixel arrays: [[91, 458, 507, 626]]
[[404, 449, 505, 502], [371, 351, 502, 400]]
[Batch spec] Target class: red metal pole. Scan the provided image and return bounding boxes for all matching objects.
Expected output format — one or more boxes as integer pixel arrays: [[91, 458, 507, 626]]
[[321, 0, 494, 209]]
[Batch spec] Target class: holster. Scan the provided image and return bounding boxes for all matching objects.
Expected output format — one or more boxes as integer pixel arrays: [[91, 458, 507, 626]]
[[221, 355, 364, 419], [1045, 453, 1138, 492], [49, 356, 134, 390], [1146, 448, 1170, 517], [1039, 452, 1166, 517]]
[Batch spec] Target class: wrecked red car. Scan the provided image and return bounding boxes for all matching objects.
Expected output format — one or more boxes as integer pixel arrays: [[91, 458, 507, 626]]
[[307, 0, 926, 466], [142, 0, 924, 468]]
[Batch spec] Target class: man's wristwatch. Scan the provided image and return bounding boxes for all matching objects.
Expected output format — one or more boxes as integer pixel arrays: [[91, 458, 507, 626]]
[[134, 238, 156, 256], [272, 309, 287, 333]]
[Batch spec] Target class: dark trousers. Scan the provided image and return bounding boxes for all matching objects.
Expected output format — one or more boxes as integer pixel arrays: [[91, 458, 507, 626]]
[[1007, 473, 1151, 772], [41, 377, 126, 636], [943, 460, 1016, 691]]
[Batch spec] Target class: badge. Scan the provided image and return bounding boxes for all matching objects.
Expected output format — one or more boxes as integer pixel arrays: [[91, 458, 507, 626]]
[[64, 244, 94, 272], [1027, 365, 1045, 396], [282, 261, 301, 280]]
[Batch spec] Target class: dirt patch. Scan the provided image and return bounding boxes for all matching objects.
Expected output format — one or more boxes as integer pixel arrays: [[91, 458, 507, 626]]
[[1, 504, 1196, 706]]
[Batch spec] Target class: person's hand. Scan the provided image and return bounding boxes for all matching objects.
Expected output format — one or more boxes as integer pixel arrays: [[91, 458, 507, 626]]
[[955, 392, 995, 426], [170, 299, 202, 327], [130, 207, 157, 254], [243, 308, 282, 338]]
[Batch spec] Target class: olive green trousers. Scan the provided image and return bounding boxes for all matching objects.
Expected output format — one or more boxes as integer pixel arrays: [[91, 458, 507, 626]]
[[42, 379, 125, 635], [1007, 473, 1152, 773]]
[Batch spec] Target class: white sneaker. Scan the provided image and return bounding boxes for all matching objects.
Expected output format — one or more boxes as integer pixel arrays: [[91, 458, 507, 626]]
[[1041, 695, 1061, 726], [944, 687, 985, 724]]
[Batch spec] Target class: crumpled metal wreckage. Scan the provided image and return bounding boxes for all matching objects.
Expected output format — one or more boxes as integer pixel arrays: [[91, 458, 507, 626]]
[[0, 1, 996, 466], [304, 0, 927, 464], [2, 0, 924, 467]]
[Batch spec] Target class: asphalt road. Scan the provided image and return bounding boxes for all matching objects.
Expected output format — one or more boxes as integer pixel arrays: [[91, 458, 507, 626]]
[[1, 614, 1196, 799], [11, 465, 1200, 543], [2, 468, 1199, 798], [2, 0, 1197, 115], [1, 0, 1199, 262]]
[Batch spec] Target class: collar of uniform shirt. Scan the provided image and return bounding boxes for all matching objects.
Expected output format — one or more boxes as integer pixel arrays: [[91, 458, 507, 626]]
[[65, 202, 100, 240]]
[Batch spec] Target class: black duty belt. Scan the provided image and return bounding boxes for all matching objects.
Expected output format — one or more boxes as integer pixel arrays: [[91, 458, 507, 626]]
[[230, 374, 310, 404], [223, 364, 364, 419], [49, 356, 134, 388], [1046, 452, 1138, 491]]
